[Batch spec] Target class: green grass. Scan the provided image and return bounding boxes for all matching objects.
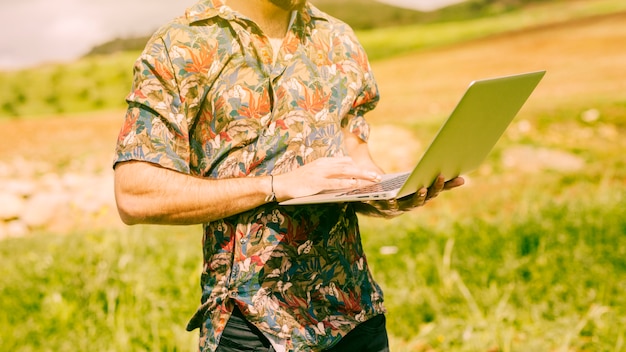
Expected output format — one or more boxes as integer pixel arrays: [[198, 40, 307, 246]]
[[363, 182, 626, 351], [1, 185, 624, 351], [0, 51, 138, 118], [0, 226, 202, 352]]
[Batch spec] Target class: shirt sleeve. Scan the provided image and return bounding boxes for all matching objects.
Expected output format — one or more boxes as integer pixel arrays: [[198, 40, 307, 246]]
[[114, 34, 192, 174], [343, 38, 379, 143]]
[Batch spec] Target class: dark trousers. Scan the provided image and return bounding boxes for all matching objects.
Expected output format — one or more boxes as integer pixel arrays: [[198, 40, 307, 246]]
[[216, 308, 389, 352]]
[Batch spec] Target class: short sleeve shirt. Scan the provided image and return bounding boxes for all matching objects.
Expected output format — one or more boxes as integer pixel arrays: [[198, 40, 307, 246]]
[[114, 1, 385, 351]]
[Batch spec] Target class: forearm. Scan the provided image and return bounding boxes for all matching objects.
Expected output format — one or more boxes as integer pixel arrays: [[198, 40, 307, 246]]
[[114, 161, 273, 225]]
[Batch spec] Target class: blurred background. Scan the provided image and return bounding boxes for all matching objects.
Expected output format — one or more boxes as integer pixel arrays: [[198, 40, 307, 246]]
[[1, 0, 625, 351]]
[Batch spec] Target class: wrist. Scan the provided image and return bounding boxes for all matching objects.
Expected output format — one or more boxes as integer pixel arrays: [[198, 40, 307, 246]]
[[264, 175, 277, 203], [271, 174, 289, 203]]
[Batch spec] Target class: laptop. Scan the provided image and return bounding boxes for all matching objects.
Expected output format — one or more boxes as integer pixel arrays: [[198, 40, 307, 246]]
[[279, 70, 546, 206]]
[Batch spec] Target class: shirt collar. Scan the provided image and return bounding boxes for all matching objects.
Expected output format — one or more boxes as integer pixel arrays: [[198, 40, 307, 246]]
[[185, 0, 328, 37], [294, 3, 328, 38], [186, 0, 231, 23]]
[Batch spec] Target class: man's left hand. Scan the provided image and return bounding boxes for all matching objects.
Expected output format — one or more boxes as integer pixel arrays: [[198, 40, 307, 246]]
[[356, 175, 465, 218]]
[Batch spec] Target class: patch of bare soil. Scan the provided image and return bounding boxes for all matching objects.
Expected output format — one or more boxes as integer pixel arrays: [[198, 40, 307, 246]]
[[0, 112, 124, 238], [0, 111, 123, 170]]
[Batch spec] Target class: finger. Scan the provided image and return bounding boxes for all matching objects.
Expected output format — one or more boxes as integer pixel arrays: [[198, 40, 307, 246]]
[[427, 175, 446, 199], [331, 177, 359, 190], [313, 158, 381, 184], [398, 187, 428, 209], [444, 177, 465, 190], [335, 168, 382, 183], [414, 188, 428, 205], [419, 188, 428, 202]]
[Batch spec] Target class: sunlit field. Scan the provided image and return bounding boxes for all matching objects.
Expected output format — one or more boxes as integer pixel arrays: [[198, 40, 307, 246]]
[[1, 0, 625, 351]]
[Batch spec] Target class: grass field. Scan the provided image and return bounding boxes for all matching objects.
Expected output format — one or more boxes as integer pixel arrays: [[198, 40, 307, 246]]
[[1, 0, 625, 351], [1, 187, 624, 351]]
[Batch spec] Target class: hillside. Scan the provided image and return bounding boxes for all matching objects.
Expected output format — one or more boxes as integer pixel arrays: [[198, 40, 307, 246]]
[[311, 0, 559, 28], [86, 0, 427, 56], [86, 0, 559, 56]]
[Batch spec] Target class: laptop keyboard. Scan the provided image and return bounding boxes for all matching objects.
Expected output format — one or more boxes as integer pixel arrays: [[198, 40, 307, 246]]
[[341, 172, 411, 196]]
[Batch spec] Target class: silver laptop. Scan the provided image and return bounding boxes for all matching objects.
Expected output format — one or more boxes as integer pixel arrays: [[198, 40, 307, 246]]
[[280, 70, 546, 206]]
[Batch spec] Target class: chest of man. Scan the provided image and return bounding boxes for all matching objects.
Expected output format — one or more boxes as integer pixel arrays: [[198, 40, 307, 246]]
[[184, 26, 365, 178]]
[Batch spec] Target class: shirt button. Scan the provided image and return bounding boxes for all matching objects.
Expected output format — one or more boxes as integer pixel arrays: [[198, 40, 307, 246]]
[[231, 265, 240, 278]]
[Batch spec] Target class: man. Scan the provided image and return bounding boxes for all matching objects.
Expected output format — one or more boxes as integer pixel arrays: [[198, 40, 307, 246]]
[[113, 0, 464, 351]]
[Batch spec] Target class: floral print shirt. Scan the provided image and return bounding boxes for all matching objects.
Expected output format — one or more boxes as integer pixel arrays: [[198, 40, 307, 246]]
[[114, 1, 385, 350]]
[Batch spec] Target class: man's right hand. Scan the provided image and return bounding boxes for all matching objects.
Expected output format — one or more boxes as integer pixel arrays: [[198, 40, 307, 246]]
[[273, 157, 382, 202]]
